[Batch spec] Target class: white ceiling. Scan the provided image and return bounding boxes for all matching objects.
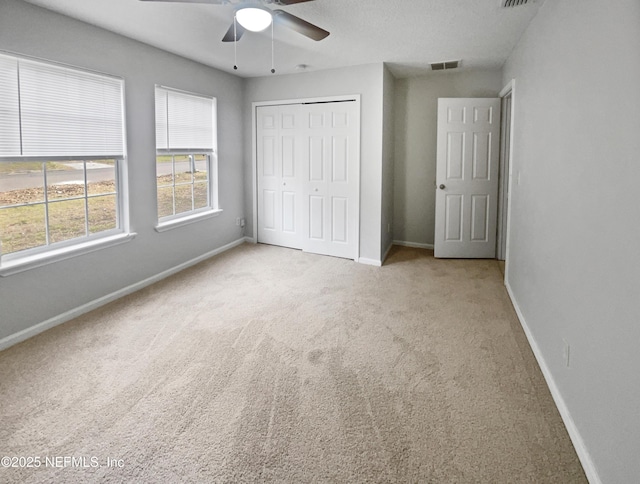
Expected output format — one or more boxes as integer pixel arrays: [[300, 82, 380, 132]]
[[22, 0, 543, 78]]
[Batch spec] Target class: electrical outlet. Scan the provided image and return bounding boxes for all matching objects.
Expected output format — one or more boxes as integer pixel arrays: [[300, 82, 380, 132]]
[[235, 217, 241, 226], [563, 339, 570, 367], [240, 218, 246, 228]]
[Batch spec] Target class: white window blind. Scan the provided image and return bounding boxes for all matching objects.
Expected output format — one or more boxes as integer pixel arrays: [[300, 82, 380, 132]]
[[0, 53, 124, 158], [155, 86, 214, 151], [0, 55, 21, 156], [155, 88, 168, 151]]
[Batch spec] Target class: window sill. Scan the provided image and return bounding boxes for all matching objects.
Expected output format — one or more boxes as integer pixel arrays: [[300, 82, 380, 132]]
[[0, 232, 137, 277], [155, 209, 223, 233]]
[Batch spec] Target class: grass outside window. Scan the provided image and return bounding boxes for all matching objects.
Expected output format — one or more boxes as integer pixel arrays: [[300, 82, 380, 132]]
[[156, 153, 212, 221], [0, 160, 121, 256]]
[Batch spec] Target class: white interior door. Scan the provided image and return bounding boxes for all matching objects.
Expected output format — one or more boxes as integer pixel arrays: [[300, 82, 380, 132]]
[[256, 99, 359, 260], [301, 101, 359, 260], [257, 104, 304, 249], [434, 98, 501, 258]]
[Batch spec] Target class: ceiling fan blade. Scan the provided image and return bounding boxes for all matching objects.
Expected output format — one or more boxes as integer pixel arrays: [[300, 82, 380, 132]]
[[273, 10, 329, 41], [222, 22, 245, 42], [139, 0, 229, 4], [272, 0, 316, 5]]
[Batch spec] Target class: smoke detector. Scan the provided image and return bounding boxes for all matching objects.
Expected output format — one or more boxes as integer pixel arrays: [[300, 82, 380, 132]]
[[430, 60, 460, 71]]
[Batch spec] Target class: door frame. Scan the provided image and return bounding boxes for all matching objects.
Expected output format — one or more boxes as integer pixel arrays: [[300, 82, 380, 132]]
[[251, 95, 362, 261], [498, 79, 516, 281]]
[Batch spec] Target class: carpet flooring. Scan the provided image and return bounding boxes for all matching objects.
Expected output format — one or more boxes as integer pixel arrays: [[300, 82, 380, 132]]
[[0, 243, 586, 483]]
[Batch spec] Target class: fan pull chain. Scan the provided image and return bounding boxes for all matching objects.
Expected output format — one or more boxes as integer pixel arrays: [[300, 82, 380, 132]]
[[270, 20, 275, 74], [233, 15, 238, 71]]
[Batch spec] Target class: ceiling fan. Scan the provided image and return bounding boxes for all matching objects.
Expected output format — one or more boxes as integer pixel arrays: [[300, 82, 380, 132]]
[[139, 0, 330, 43]]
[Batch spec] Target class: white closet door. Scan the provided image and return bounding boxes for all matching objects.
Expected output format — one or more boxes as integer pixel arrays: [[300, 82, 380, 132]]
[[256, 100, 360, 260], [301, 101, 359, 260], [257, 104, 304, 249]]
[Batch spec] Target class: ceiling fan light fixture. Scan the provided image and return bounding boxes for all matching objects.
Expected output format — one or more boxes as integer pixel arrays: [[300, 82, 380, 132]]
[[236, 7, 273, 32]]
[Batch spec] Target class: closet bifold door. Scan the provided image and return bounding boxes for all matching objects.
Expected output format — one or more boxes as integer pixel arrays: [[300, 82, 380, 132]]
[[300, 101, 359, 260], [256, 100, 359, 260], [256, 104, 304, 250]]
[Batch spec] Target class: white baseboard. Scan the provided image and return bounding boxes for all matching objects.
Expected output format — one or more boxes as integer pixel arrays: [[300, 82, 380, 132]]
[[243, 236, 256, 243], [504, 281, 601, 484], [393, 240, 434, 250], [358, 257, 382, 267], [0, 237, 248, 352]]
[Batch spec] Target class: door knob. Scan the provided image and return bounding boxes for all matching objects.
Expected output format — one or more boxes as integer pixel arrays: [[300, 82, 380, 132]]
[[439, 184, 446, 190], [314, 188, 318, 192], [283, 182, 286, 186]]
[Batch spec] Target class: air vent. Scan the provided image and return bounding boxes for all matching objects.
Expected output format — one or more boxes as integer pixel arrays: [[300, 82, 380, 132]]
[[431, 60, 460, 71], [502, 0, 531, 7]]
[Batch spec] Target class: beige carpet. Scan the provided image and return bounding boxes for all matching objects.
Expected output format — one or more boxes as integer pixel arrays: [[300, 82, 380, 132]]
[[0, 244, 586, 483]]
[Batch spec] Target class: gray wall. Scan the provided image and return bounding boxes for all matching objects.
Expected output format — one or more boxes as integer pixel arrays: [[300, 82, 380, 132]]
[[381, 65, 395, 258], [244, 63, 386, 263], [503, 0, 640, 482], [0, 0, 245, 341], [393, 70, 502, 246]]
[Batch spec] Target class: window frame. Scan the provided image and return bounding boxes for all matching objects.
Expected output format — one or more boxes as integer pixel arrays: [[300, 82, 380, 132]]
[[154, 86, 220, 231], [0, 52, 131, 276], [155, 150, 219, 224], [0, 155, 133, 276]]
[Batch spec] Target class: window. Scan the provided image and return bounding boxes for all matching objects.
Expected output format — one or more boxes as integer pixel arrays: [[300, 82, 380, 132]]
[[154, 86, 218, 226], [0, 53, 127, 269]]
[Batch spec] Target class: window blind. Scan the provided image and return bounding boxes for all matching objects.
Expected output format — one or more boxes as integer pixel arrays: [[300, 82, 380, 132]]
[[0, 53, 125, 158], [155, 87, 214, 151], [0, 55, 21, 156]]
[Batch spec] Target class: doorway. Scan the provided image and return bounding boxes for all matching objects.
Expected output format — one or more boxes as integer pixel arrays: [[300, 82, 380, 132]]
[[496, 80, 515, 264]]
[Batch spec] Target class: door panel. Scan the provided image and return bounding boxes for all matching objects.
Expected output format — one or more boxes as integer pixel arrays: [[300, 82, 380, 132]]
[[435, 98, 501, 258], [282, 191, 296, 233], [310, 112, 324, 129], [447, 132, 465, 179], [471, 195, 488, 241], [262, 113, 276, 129], [262, 137, 276, 176], [309, 136, 324, 181], [332, 197, 348, 243], [282, 136, 295, 177], [445, 195, 463, 241], [472, 133, 491, 180], [263, 190, 276, 230], [332, 136, 348, 182], [447, 106, 466, 123], [309, 196, 324, 240]]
